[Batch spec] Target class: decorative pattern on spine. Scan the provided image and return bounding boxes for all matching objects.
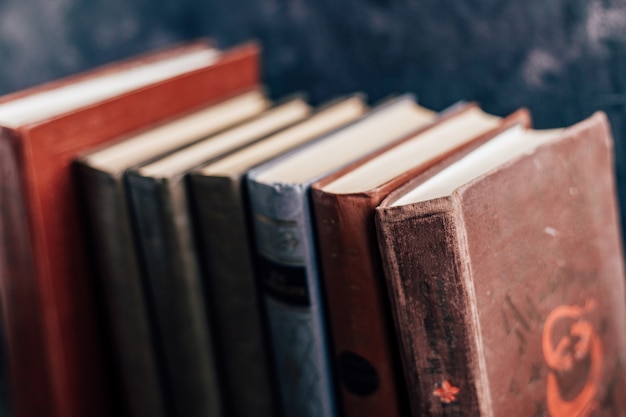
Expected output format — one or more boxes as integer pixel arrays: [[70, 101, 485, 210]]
[[375, 199, 481, 417], [247, 180, 336, 417]]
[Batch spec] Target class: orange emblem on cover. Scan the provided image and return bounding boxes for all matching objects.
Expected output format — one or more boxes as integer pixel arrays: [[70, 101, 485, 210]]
[[542, 300, 602, 417]]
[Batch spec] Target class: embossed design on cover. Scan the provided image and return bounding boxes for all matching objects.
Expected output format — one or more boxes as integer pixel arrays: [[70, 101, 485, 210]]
[[542, 300, 602, 417]]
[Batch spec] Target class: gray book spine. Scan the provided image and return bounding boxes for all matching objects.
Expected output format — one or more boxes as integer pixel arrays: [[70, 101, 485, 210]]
[[76, 164, 166, 417], [126, 172, 222, 417], [246, 177, 336, 417], [188, 173, 278, 417]]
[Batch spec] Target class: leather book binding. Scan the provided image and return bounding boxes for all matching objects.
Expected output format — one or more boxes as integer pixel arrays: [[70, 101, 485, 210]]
[[375, 112, 626, 416]]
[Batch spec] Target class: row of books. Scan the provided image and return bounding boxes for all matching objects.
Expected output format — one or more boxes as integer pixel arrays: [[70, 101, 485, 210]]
[[0, 39, 625, 417]]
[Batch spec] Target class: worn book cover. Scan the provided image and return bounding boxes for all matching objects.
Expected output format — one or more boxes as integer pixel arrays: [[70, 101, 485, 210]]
[[0, 41, 258, 417], [376, 112, 626, 417], [310, 105, 530, 417]]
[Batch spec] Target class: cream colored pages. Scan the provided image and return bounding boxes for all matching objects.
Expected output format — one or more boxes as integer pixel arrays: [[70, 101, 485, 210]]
[[0, 49, 220, 127], [322, 107, 501, 194], [199, 96, 367, 176], [82, 90, 269, 173], [138, 98, 312, 178], [393, 126, 561, 205], [255, 100, 436, 184]]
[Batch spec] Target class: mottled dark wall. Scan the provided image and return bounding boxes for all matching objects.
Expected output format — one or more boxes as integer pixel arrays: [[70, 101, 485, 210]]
[[4, 0, 626, 194], [2, 0, 626, 118], [0, 0, 626, 414]]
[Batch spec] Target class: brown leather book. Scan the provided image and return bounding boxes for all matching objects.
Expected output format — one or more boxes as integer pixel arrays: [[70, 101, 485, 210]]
[[375, 112, 626, 417], [310, 105, 530, 417], [0, 41, 258, 417]]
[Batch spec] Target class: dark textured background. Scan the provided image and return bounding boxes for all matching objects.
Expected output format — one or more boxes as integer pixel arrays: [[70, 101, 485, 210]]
[[1, 0, 626, 414], [3, 0, 626, 205]]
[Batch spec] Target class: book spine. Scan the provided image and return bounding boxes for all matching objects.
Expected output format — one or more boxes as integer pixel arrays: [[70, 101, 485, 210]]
[[188, 173, 278, 417], [375, 198, 481, 417], [312, 190, 408, 417], [126, 173, 222, 417], [247, 179, 336, 417], [0, 127, 55, 417], [76, 164, 166, 417]]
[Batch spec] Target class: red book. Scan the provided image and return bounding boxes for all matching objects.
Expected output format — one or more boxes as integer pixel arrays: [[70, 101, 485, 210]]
[[375, 113, 626, 416], [311, 105, 530, 417], [0, 40, 259, 417]]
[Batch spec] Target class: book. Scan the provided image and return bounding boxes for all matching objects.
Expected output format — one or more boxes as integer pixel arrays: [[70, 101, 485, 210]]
[[0, 40, 259, 417], [375, 112, 626, 416], [310, 104, 530, 417], [246, 95, 436, 417], [74, 89, 270, 417], [187, 95, 367, 417], [0, 39, 216, 105], [125, 97, 311, 417]]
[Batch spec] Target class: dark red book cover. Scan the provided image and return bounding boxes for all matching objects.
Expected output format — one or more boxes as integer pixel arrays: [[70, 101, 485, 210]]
[[0, 39, 213, 105], [310, 106, 530, 417], [375, 112, 626, 416], [0, 41, 259, 417]]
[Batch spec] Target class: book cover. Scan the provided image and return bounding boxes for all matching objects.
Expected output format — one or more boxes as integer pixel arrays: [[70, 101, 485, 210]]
[[310, 105, 530, 417], [246, 96, 436, 417], [187, 95, 366, 417], [375, 112, 626, 416], [75, 89, 269, 417], [0, 41, 259, 417], [0, 39, 215, 105], [124, 98, 310, 417]]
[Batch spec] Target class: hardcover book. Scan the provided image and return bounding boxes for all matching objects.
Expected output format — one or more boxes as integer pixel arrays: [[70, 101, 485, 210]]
[[125, 97, 311, 417], [188, 95, 367, 417], [75, 89, 269, 417], [0, 40, 259, 417], [310, 104, 530, 417], [375, 112, 626, 417], [246, 95, 436, 417]]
